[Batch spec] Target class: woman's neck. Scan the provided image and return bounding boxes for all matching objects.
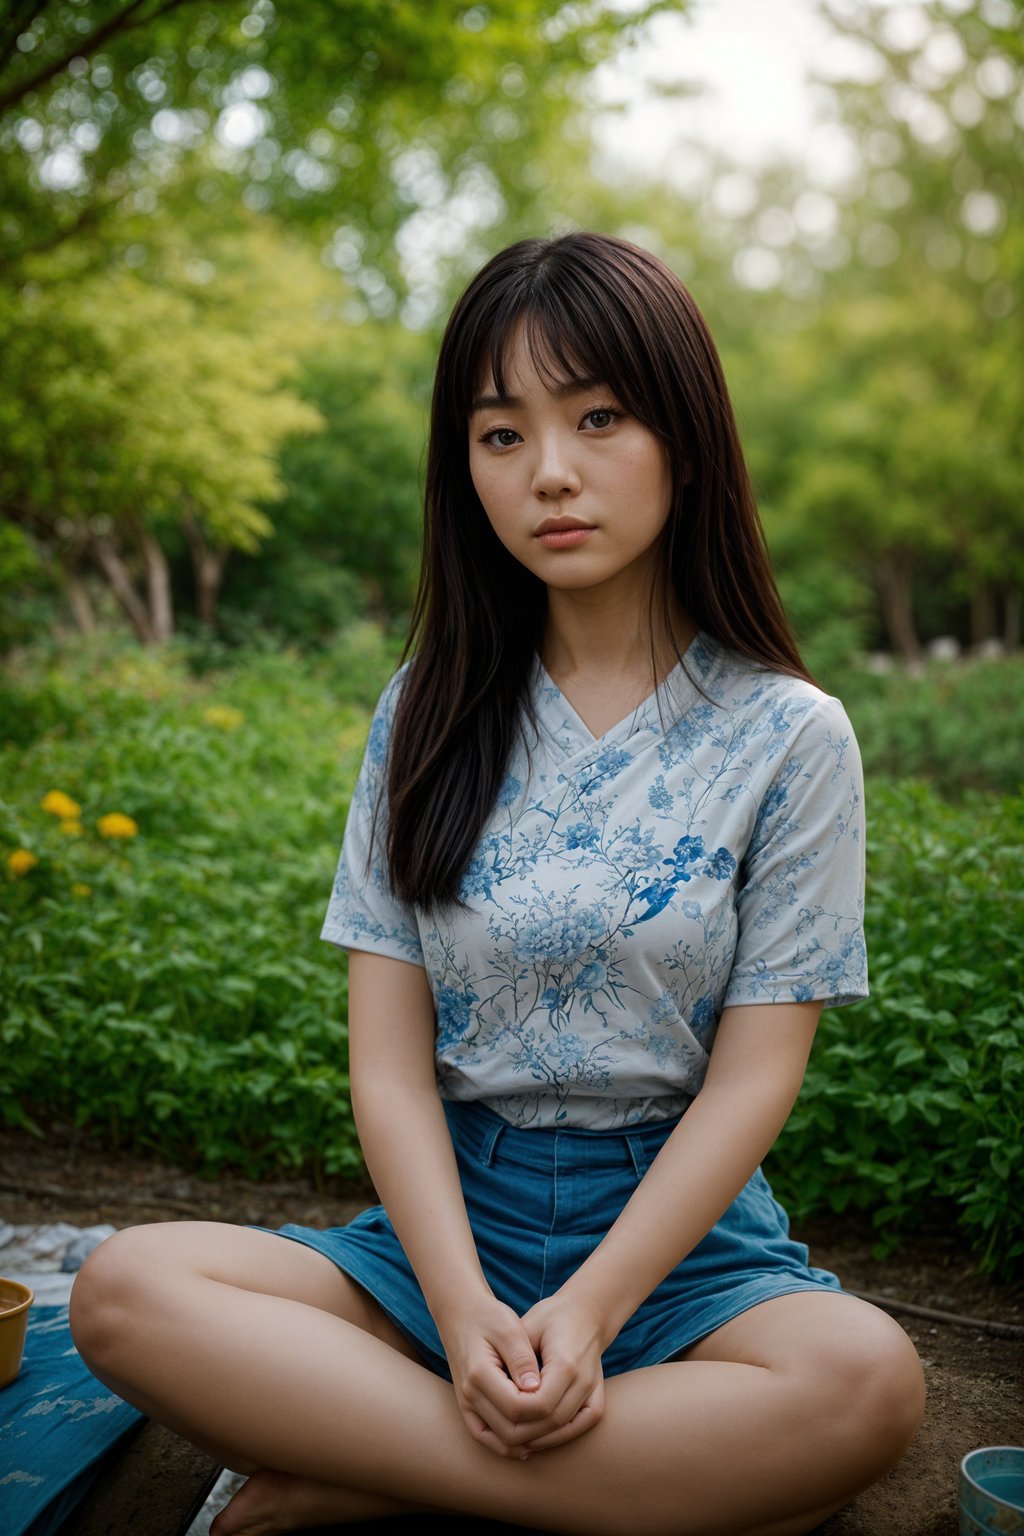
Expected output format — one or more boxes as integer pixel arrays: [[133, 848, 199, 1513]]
[[541, 585, 695, 691]]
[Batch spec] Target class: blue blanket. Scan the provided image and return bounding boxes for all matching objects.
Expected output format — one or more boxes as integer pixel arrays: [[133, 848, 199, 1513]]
[[0, 1303, 144, 1536]]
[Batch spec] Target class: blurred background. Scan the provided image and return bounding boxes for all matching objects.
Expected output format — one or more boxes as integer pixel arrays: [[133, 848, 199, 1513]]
[[1, 1, 1021, 1274]]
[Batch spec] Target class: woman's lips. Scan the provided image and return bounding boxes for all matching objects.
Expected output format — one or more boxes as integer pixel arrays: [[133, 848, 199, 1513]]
[[535, 527, 595, 548]]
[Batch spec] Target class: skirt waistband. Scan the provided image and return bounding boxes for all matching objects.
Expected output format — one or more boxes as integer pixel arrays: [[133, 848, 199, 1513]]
[[442, 1097, 684, 1180]]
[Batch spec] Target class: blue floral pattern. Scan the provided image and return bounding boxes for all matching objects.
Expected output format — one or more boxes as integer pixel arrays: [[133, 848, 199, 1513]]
[[322, 633, 868, 1129]]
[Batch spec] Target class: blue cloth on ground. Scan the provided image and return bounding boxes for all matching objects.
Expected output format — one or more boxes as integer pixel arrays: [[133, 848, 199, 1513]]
[[0, 1303, 143, 1536]]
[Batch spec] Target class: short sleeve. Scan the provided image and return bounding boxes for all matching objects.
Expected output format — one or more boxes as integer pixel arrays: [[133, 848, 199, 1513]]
[[320, 670, 425, 966], [722, 692, 868, 1009]]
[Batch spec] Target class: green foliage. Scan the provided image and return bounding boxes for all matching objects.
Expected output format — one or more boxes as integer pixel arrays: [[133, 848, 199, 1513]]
[[748, 284, 1023, 655], [0, 633, 396, 1179], [617, 2, 1024, 657], [0, 217, 326, 546], [217, 550, 370, 649], [767, 780, 1023, 1278], [223, 325, 433, 626], [0, 522, 57, 649], [0, 214, 337, 645], [0, 0, 688, 291], [834, 655, 1024, 800]]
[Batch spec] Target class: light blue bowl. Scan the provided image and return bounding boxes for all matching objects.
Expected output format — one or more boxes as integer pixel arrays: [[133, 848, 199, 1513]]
[[960, 1448, 1024, 1536]]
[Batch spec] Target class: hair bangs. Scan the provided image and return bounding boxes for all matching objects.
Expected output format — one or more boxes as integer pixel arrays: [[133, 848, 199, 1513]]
[[465, 269, 660, 434]]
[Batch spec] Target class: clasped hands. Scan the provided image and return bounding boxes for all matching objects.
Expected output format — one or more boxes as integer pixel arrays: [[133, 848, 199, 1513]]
[[439, 1290, 607, 1458]]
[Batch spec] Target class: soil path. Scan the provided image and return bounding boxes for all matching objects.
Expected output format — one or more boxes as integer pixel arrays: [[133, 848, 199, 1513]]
[[3, 1128, 1021, 1535]]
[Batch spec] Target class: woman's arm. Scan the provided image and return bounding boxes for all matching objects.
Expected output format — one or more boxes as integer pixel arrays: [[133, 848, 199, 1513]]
[[515, 999, 824, 1449], [346, 949, 548, 1455]]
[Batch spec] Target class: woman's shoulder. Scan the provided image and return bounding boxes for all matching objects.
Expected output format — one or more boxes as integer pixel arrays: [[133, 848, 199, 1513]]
[[702, 637, 859, 760], [708, 637, 849, 715]]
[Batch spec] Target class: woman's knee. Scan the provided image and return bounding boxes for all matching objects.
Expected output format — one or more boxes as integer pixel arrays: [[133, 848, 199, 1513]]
[[817, 1305, 926, 1468], [70, 1222, 186, 1369]]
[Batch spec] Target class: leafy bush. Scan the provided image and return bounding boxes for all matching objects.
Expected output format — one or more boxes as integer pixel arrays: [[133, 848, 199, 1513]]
[[823, 653, 1024, 799], [0, 634, 395, 1181], [767, 780, 1023, 1276]]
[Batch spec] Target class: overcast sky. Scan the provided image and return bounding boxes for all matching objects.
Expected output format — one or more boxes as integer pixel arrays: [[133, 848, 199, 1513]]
[[592, 0, 838, 173]]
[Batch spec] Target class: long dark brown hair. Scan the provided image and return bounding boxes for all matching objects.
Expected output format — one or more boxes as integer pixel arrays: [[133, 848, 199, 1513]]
[[382, 231, 811, 910]]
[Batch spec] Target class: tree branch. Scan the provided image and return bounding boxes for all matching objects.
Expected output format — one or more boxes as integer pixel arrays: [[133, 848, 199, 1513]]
[[0, 0, 194, 117]]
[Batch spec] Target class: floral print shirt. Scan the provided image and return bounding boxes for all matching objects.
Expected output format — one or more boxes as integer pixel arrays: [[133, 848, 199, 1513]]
[[322, 632, 868, 1129]]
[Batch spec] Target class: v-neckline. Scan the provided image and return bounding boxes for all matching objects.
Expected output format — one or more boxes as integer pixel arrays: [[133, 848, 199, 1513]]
[[532, 631, 710, 757]]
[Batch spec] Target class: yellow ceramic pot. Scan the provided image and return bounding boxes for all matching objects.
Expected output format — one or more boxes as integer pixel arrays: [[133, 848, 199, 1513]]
[[0, 1276, 34, 1389]]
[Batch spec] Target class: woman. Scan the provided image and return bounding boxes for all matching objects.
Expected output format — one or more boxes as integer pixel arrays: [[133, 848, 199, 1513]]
[[70, 232, 925, 1536]]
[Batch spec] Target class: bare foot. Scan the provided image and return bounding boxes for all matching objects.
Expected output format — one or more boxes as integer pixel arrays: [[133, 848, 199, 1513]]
[[210, 1465, 429, 1536]]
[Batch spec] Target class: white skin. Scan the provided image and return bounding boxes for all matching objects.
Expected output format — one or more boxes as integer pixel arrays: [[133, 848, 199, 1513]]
[[68, 329, 925, 1536]]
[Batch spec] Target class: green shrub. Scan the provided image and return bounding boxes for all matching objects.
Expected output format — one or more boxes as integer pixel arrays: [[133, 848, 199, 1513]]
[[824, 654, 1024, 799], [0, 634, 388, 1180], [767, 780, 1023, 1276]]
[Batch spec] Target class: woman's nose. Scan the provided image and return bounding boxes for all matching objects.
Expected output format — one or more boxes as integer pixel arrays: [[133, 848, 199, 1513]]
[[531, 433, 582, 499]]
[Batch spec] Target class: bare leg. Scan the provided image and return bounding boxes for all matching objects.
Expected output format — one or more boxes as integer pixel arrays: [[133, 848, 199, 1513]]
[[71, 1225, 924, 1536], [214, 1290, 925, 1536], [72, 1223, 436, 1527]]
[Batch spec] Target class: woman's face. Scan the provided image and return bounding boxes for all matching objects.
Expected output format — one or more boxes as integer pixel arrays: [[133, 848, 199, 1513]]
[[467, 327, 673, 598]]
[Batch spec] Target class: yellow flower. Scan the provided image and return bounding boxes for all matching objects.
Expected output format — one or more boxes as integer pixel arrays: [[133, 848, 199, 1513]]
[[41, 790, 81, 819], [60, 819, 85, 837], [72, 882, 92, 898], [7, 848, 38, 877], [202, 704, 245, 731], [97, 813, 139, 840]]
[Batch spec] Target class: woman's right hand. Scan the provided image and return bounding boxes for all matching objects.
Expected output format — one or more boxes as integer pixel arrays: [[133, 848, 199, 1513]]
[[437, 1293, 548, 1457]]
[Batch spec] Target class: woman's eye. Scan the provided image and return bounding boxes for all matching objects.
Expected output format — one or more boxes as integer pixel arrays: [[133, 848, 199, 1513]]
[[483, 427, 521, 448], [582, 408, 618, 430]]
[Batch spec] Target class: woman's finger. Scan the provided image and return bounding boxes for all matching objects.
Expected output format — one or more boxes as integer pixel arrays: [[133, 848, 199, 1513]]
[[465, 1370, 595, 1452], [520, 1389, 605, 1451], [522, 1356, 594, 1426], [493, 1331, 542, 1394], [459, 1367, 555, 1445], [464, 1366, 551, 1427], [461, 1404, 540, 1458]]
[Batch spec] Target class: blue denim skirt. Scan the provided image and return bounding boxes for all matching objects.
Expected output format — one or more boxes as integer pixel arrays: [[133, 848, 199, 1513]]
[[266, 1098, 843, 1381]]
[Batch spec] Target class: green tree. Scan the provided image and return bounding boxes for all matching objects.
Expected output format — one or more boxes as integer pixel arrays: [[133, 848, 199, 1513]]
[[603, 3, 1024, 659], [0, 0, 688, 301], [817, 0, 1023, 650], [0, 212, 326, 639], [0, 1, 696, 645], [265, 328, 431, 617]]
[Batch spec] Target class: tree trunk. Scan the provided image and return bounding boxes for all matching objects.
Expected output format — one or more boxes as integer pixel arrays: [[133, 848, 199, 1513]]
[[874, 556, 922, 665], [140, 531, 174, 640], [970, 585, 998, 646], [89, 537, 157, 643], [182, 515, 229, 628], [64, 572, 96, 635]]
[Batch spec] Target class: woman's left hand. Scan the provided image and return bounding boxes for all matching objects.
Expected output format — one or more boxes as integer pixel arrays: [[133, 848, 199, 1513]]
[[514, 1292, 607, 1450]]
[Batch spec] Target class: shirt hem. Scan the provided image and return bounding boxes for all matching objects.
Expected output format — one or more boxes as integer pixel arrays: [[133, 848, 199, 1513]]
[[721, 984, 870, 1009], [319, 925, 426, 967]]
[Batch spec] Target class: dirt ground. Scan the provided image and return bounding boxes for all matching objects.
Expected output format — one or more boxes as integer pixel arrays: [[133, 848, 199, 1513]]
[[2, 1124, 1021, 1536]]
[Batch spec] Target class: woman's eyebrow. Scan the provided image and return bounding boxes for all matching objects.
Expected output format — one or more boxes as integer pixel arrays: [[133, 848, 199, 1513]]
[[470, 375, 607, 414]]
